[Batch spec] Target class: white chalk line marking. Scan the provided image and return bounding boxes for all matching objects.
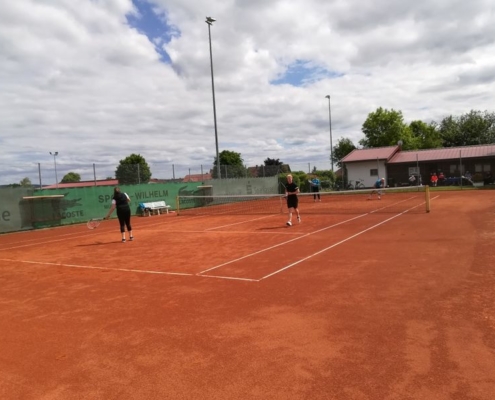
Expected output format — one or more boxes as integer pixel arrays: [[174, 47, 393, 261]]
[[1, 195, 435, 282], [0, 258, 193, 277], [197, 213, 368, 275], [259, 201, 426, 280]]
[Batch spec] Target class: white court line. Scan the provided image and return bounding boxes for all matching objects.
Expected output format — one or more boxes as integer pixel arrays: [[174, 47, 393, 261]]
[[194, 274, 258, 282], [1, 196, 436, 281], [197, 213, 368, 275], [0, 214, 207, 251], [259, 201, 427, 280], [0, 258, 193, 276], [205, 214, 276, 231], [0, 232, 110, 251], [155, 229, 301, 235], [197, 196, 426, 276], [0, 230, 90, 247]]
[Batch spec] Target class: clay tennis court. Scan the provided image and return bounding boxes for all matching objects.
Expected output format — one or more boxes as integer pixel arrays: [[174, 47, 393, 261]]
[[1, 190, 494, 399]]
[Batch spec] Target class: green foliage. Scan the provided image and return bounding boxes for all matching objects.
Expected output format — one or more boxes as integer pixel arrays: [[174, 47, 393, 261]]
[[439, 110, 495, 147], [409, 120, 442, 149], [264, 158, 283, 166], [115, 154, 152, 184], [212, 150, 246, 178], [333, 138, 357, 167], [19, 177, 32, 187], [279, 172, 302, 192], [358, 107, 495, 150], [309, 169, 335, 190], [251, 158, 287, 177], [279, 170, 335, 193], [360, 107, 416, 149], [8, 177, 33, 188], [61, 172, 81, 183]]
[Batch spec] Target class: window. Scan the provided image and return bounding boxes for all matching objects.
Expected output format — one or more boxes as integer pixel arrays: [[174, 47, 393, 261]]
[[475, 164, 491, 172], [370, 169, 378, 176]]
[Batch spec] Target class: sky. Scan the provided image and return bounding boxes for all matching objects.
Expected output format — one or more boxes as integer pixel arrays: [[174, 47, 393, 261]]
[[1, 0, 494, 185]]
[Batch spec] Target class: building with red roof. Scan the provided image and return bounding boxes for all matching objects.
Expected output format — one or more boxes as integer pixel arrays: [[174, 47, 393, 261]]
[[342, 144, 495, 187]]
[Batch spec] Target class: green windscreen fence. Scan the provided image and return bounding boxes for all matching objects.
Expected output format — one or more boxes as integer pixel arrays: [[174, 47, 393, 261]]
[[0, 177, 278, 233], [0, 182, 198, 233]]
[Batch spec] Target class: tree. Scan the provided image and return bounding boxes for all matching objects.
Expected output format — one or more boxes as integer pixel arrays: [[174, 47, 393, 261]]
[[310, 168, 335, 190], [264, 158, 283, 166], [360, 107, 416, 149], [61, 172, 81, 183], [409, 120, 442, 149], [115, 154, 152, 184], [254, 158, 285, 177], [212, 150, 246, 178], [333, 138, 357, 168], [439, 110, 495, 147], [19, 177, 32, 187]]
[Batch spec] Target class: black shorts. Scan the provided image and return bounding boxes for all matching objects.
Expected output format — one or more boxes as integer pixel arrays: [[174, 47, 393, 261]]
[[287, 195, 298, 209]]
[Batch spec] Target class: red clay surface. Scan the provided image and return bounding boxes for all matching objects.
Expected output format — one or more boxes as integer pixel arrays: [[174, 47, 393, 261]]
[[0, 190, 494, 400]]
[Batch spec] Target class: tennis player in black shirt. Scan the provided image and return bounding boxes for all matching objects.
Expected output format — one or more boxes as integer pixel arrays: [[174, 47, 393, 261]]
[[105, 187, 134, 242], [285, 174, 301, 226]]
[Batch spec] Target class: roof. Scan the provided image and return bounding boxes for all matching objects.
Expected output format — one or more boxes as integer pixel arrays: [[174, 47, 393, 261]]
[[182, 173, 212, 182], [342, 146, 400, 163], [389, 144, 495, 163], [43, 179, 119, 189]]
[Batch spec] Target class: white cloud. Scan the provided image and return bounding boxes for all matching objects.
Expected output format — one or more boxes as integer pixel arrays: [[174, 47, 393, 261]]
[[1, 0, 494, 184]]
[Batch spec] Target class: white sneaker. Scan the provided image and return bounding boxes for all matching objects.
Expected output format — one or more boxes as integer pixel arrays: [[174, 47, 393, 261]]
[[286, 221, 292, 226], [297, 216, 301, 223]]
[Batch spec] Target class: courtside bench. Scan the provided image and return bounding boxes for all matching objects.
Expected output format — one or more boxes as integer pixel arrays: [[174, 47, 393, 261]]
[[139, 201, 171, 216]]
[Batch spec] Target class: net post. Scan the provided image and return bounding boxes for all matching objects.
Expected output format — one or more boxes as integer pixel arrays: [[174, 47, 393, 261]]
[[176, 195, 180, 215], [425, 185, 431, 213]]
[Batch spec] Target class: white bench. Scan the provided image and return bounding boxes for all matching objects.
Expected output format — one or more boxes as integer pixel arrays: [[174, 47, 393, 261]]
[[140, 201, 171, 216]]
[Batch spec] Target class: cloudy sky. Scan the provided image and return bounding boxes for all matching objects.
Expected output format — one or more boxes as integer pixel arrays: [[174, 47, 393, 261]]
[[1, 0, 494, 185]]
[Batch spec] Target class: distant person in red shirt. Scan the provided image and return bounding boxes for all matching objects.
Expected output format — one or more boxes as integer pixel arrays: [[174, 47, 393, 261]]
[[430, 173, 438, 187]]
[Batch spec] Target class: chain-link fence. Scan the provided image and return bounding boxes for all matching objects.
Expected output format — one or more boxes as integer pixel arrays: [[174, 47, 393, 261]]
[[0, 160, 334, 187]]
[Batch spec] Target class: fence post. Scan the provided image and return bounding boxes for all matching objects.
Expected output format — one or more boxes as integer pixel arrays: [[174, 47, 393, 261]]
[[38, 163, 42, 189]]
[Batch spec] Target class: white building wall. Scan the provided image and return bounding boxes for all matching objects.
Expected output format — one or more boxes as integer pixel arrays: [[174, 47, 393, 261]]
[[346, 161, 387, 187]]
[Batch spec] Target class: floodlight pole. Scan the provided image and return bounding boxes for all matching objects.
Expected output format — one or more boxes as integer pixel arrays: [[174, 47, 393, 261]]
[[325, 95, 333, 172], [50, 151, 59, 188], [206, 16, 221, 179]]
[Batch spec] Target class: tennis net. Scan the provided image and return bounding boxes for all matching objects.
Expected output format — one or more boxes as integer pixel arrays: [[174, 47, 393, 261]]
[[176, 186, 431, 215]]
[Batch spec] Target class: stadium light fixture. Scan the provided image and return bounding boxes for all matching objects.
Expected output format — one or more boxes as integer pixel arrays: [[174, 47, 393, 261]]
[[206, 16, 221, 179]]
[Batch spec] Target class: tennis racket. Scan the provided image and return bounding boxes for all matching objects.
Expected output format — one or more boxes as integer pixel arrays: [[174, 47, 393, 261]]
[[279, 182, 287, 195], [87, 218, 104, 230]]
